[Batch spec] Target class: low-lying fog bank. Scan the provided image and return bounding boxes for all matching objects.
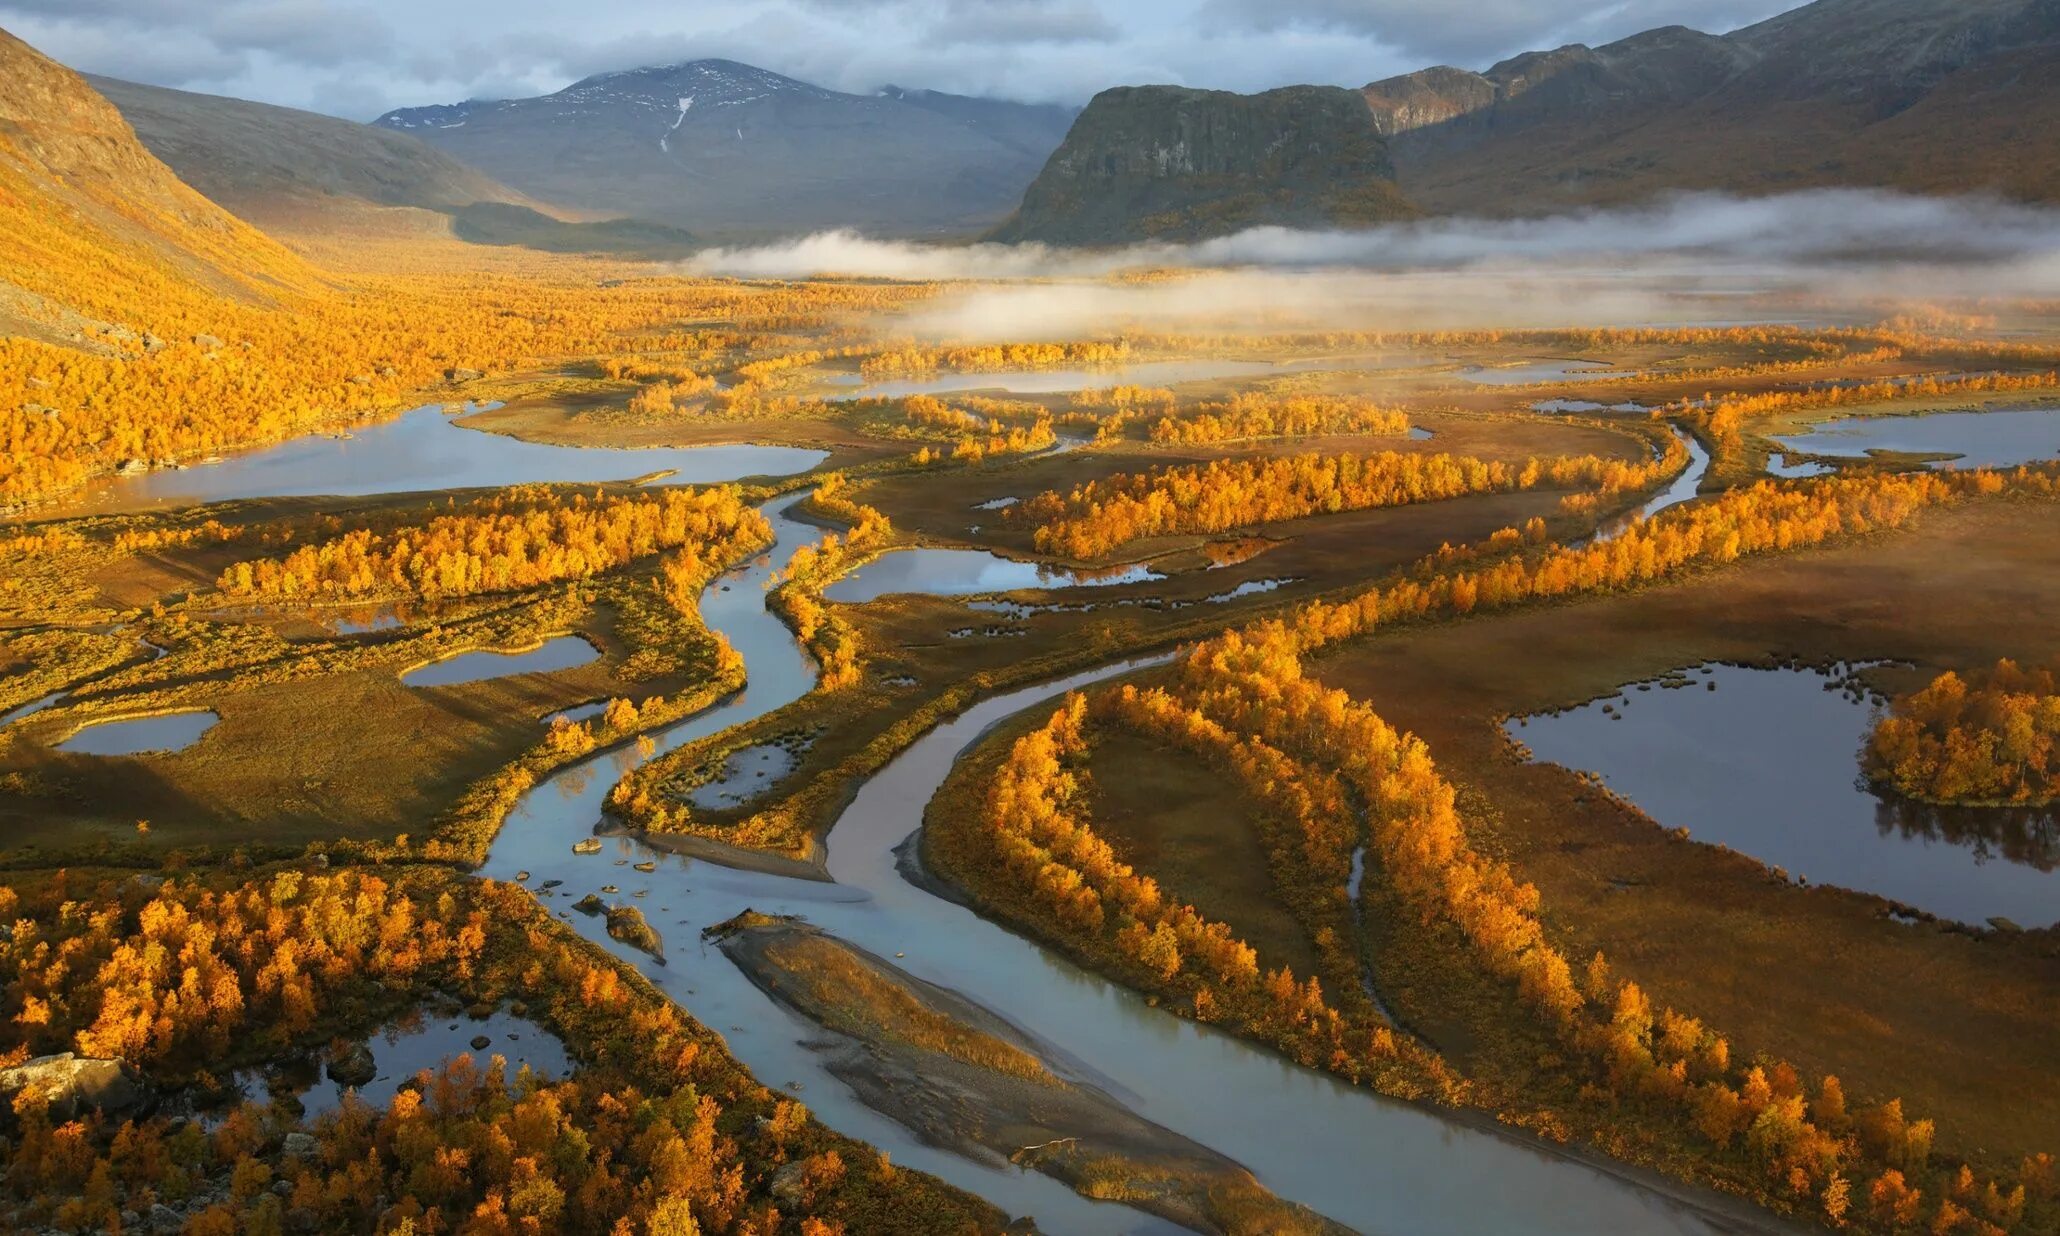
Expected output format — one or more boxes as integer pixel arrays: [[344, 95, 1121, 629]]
[[681, 191, 2060, 341]]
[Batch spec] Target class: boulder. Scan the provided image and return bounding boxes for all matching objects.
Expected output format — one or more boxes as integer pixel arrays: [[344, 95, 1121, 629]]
[[280, 1131, 318, 1159], [327, 1042, 376, 1088], [0, 1052, 146, 1119], [770, 1160, 811, 1208], [445, 366, 484, 382]]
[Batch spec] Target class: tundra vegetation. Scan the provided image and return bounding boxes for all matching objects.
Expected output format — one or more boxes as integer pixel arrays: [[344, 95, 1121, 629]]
[[6, 99, 2060, 1230]]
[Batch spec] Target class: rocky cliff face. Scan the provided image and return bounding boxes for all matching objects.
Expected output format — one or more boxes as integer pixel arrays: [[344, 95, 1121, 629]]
[[990, 85, 1414, 245], [1361, 0, 2060, 212]]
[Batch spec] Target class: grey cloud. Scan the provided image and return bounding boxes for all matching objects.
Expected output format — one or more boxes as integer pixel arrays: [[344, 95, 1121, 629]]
[[925, 1, 1121, 46], [3, 18, 249, 85], [1, 0, 1808, 119], [208, 1, 396, 63], [1196, 0, 1787, 68]]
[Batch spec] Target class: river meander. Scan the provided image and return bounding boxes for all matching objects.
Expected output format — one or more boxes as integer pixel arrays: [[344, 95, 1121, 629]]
[[470, 493, 1750, 1235]]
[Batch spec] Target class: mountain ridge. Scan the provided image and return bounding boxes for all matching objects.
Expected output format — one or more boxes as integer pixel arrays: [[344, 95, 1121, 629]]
[[1361, 0, 2060, 212], [88, 74, 536, 222], [375, 59, 1078, 241]]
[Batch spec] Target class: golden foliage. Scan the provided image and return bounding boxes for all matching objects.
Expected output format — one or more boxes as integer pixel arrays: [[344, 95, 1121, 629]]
[[218, 485, 769, 601], [1018, 443, 1682, 558], [1865, 661, 2060, 805]]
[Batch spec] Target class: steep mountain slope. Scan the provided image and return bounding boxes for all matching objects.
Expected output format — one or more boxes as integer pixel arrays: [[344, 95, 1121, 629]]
[[990, 84, 1415, 245], [87, 74, 531, 223], [375, 60, 1069, 240], [0, 29, 317, 349], [90, 74, 702, 256], [1362, 0, 2060, 213]]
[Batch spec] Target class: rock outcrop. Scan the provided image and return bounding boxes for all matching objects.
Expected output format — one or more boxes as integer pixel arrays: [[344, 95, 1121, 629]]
[[990, 84, 1415, 245], [0, 1052, 147, 1119]]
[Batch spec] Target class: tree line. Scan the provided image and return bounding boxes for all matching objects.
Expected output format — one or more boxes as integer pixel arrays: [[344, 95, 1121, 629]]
[[217, 485, 770, 602], [1016, 442, 1685, 559], [1866, 660, 2060, 805], [963, 623, 2051, 1233]]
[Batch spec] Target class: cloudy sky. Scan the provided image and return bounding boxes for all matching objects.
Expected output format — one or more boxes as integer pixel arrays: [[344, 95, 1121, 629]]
[[2, 0, 1802, 121]]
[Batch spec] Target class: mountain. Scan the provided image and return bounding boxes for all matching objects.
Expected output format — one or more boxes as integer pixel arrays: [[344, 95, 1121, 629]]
[[0, 29, 316, 348], [87, 74, 531, 223], [990, 84, 1415, 245], [85, 75, 701, 255], [875, 85, 1078, 158], [1361, 0, 2060, 213], [376, 60, 1077, 240]]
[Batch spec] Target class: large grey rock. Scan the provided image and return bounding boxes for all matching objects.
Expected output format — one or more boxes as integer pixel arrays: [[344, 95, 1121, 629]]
[[769, 1160, 811, 1208], [0, 1052, 146, 1119], [326, 1043, 375, 1088]]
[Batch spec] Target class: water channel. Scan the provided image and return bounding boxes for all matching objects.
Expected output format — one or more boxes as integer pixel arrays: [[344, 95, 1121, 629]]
[[823, 548, 1165, 602], [470, 492, 1748, 1235]]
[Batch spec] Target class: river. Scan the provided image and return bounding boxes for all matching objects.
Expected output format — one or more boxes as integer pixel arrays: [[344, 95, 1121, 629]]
[[473, 491, 1751, 1236]]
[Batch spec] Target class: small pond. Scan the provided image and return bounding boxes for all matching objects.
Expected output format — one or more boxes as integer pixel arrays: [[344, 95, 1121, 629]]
[[545, 702, 610, 726], [1463, 360, 1618, 386], [824, 548, 1165, 602], [1199, 578, 1297, 604], [1533, 399, 1651, 414], [404, 635, 600, 688], [56, 404, 828, 514], [685, 742, 801, 810], [1768, 406, 2060, 477], [234, 1004, 573, 1121], [324, 606, 409, 635], [1506, 663, 2059, 926], [57, 710, 218, 756]]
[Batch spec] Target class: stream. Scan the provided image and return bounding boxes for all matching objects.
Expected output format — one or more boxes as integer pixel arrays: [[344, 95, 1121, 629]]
[[474, 492, 1748, 1235]]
